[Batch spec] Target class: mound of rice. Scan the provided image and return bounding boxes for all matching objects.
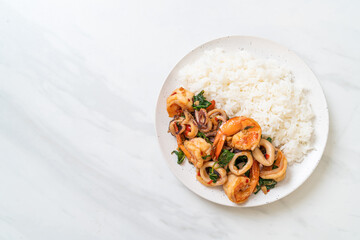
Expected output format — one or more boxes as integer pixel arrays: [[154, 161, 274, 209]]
[[179, 48, 314, 164]]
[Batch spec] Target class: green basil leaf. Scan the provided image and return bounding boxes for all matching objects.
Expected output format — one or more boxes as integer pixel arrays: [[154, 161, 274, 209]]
[[209, 168, 219, 183], [217, 149, 235, 168], [258, 177, 264, 186], [254, 185, 261, 194], [192, 90, 211, 110], [272, 165, 278, 170], [262, 179, 277, 186], [171, 149, 185, 164], [266, 184, 276, 191], [253, 177, 277, 194], [234, 155, 248, 169], [266, 137, 272, 143], [202, 155, 211, 160], [196, 132, 212, 144]]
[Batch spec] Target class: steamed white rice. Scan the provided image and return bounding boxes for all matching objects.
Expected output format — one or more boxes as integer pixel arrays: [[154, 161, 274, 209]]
[[179, 48, 314, 164]]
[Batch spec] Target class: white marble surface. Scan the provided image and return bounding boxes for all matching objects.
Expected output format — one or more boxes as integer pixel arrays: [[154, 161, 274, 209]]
[[0, 0, 359, 239]]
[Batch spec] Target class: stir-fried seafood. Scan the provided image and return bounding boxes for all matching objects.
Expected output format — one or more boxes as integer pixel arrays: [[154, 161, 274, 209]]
[[212, 116, 261, 159], [228, 151, 253, 176], [167, 87, 194, 117], [260, 150, 287, 180], [223, 161, 259, 204], [196, 161, 228, 187], [166, 88, 288, 204], [183, 138, 211, 168], [195, 109, 213, 133], [252, 139, 276, 166]]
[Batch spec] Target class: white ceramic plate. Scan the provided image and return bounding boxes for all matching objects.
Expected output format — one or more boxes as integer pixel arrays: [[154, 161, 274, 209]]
[[155, 36, 329, 207]]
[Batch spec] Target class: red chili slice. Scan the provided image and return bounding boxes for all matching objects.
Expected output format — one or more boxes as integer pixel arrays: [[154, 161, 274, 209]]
[[206, 100, 216, 111], [184, 124, 191, 135], [174, 123, 179, 132]]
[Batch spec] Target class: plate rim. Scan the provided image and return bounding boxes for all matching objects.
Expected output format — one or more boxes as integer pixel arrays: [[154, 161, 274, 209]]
[[155, 35, 329, 207]]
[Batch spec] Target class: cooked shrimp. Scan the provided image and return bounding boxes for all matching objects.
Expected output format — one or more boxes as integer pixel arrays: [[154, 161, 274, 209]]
[[196, 161, 227, 187], [166, 87, 194, 117], [183, 138, 212, 168], [252, 139, 276, 166], [211, 116, 261, 159], [174, 134, 193, 164], [260, 150, 287, 180], [223, 160, 259, 203], [228, 151, 253, 176]]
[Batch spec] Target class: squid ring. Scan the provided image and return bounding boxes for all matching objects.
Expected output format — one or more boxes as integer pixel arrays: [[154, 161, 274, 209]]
[[252, 139, 275, 166], [195, 109, 213, 133], [208, 109, 227, 121], [196, 161, 227, 187], [260, 150, 287, 179], [182, 110, 198, 139], [168, 116, 185, 136], [229, 151, 253, 176]]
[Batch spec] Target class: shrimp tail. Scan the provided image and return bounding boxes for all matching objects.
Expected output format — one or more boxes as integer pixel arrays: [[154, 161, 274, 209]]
[[211, 133, 226, 160], [176, 134, 194, 162]]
